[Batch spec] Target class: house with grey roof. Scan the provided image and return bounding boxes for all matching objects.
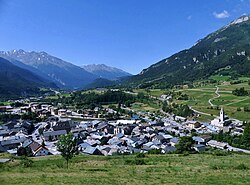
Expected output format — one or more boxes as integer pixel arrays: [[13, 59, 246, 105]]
[[43, 130, 67, 141], [0, 129, 9, 137], [193, 144, 206, 152], [161, 146, 176, 154], [1, 136, 27, 150], [170, 137, 180, 146], [82, 146, 102, 155]]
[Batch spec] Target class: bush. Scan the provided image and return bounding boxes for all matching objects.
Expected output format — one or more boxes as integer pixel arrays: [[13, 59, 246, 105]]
[[136, 153, 146, 158], [124, 158, 146, 165], [235, 164, 248, 170], [212, 151, 230, 156], [210, 164, 224, 170], [134, 159, 146, 165], [148, 149, 162, 154], [182, 151, 190, 156], [20, 157, 33, 168], [232, 87, 249, 96]]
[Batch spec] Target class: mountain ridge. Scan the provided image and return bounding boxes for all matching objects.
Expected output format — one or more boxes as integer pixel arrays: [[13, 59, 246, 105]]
[[82, 64, 131, 80], [0, 50, 97, 89], [129, 14, 250, 88]]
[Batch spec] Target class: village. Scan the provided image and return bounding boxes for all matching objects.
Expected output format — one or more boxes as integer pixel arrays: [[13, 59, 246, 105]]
[[0, 96, 248, 157]]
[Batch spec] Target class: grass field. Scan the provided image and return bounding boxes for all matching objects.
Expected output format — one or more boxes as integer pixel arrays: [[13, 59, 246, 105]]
[[1, 153, 250, 184], [133, 83, 250, 121], [176, 82, 250, 121], [209, 75, 231, 81], [134, 89, 165, 97], [0, 101, 11, 105], [131, 102, 161, 113]]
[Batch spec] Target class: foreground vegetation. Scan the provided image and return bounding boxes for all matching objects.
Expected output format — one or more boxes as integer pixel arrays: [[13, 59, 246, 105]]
[[0, 153, 250, 185]]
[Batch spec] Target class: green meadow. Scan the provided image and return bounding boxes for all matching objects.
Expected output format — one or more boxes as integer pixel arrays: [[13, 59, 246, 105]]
[[1, 153, 250, 185], [177, 82, 250, 121]]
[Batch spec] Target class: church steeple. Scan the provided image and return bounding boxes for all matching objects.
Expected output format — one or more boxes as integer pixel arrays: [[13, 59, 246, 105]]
[[220, 107, 225, 122]]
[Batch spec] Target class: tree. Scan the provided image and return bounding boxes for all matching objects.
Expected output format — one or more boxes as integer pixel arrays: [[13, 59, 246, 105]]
[[38, 128, 44, 136], [243, 123, 250, 147], [176, 136, 195, 154], [17, 147, 33, 157], [244, 107, 250, 112], [232, 87, 249, 96], [56, 133, 78, 169]]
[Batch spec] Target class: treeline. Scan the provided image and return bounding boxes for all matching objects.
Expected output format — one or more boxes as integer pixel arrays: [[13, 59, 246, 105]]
[[212, 123, 250, 150], [0, 112, 46, 124], [232, 87, 249, 96], [162, 102, 193, 117], [46, 90, 139, 109]]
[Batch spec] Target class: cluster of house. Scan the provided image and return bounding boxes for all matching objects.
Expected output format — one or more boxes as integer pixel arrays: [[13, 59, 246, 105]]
[[0, 119, 49, 156], [0, 112, 237, 157], [1, 102, 124, 120], [0, 99, 246, 157]]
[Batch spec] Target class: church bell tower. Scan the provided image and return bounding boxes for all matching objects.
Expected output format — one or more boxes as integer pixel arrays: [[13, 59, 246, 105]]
[[220, 108, 225, 122]]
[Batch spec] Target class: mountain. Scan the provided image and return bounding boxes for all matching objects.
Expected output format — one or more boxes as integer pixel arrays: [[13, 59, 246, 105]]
[[0, 57, 55, 99], [82, 64, 131, 80], [84, 78, 117, 89], [129, 15, 250, 88], [0, 50, 97, 89]]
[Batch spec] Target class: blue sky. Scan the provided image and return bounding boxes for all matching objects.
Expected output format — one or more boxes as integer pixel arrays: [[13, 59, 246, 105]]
[[0, 0, 249, 74]]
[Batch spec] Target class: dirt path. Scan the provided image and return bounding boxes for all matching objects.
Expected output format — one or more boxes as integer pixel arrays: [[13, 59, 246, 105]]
[[208, 86, 220, 107], [225, 98, 248, 106]]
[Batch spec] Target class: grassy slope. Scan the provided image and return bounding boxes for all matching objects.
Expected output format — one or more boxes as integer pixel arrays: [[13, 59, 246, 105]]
[[1, 153, 250, 185], [133, 83, 250, 121], [177, 82, 250, 121]]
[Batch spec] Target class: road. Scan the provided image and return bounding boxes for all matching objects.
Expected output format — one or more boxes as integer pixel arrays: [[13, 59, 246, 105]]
[[208, 86, 220, 107], [225, 98, 248, 106], [189, 106, 216, 117], [50, 88, 61, 95], [124, 90, 215, 117], [228, 146, 250, 154]]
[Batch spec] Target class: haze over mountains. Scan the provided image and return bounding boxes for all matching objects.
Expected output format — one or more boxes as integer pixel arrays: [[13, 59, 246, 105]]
[[130, 15, 250, 88], [0, 50, 131, 90]]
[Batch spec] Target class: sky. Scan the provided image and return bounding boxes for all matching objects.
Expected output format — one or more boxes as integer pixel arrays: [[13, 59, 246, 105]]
[[0, 0, 250, 74]]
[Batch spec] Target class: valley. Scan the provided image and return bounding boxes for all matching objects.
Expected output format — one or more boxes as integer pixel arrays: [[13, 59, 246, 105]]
[[1, 5, 250, 184]]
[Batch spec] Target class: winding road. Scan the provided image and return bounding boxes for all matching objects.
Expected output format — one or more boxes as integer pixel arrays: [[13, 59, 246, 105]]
[[208, 86, 220, 107], [189, 106, 216, 117]]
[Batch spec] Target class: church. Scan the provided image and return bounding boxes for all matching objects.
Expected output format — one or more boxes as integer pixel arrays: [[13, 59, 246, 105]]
[[211, 108, 229, 128]]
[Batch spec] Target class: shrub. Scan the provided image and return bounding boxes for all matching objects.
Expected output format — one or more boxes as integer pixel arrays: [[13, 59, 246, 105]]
[[148, 149, 162, 154], [182, 151, 190, 156], [212, 151, 230, 156], [134, 159, 146, 165], [124, 158, 146, 165], [20, 157, 33, 168], [210, 164, 225, 170], [235, 164, 248, 170], [136, 153, 146, 158]]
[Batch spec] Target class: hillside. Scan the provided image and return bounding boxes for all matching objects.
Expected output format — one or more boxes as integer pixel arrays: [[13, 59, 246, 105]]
[[0, 57, 55, 99], [82, 64, 131, 80], [129, 15, 250, 88], [84, 78, 117, 89], [0, 50, 97, 89], [0, 153, 250, 185]]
